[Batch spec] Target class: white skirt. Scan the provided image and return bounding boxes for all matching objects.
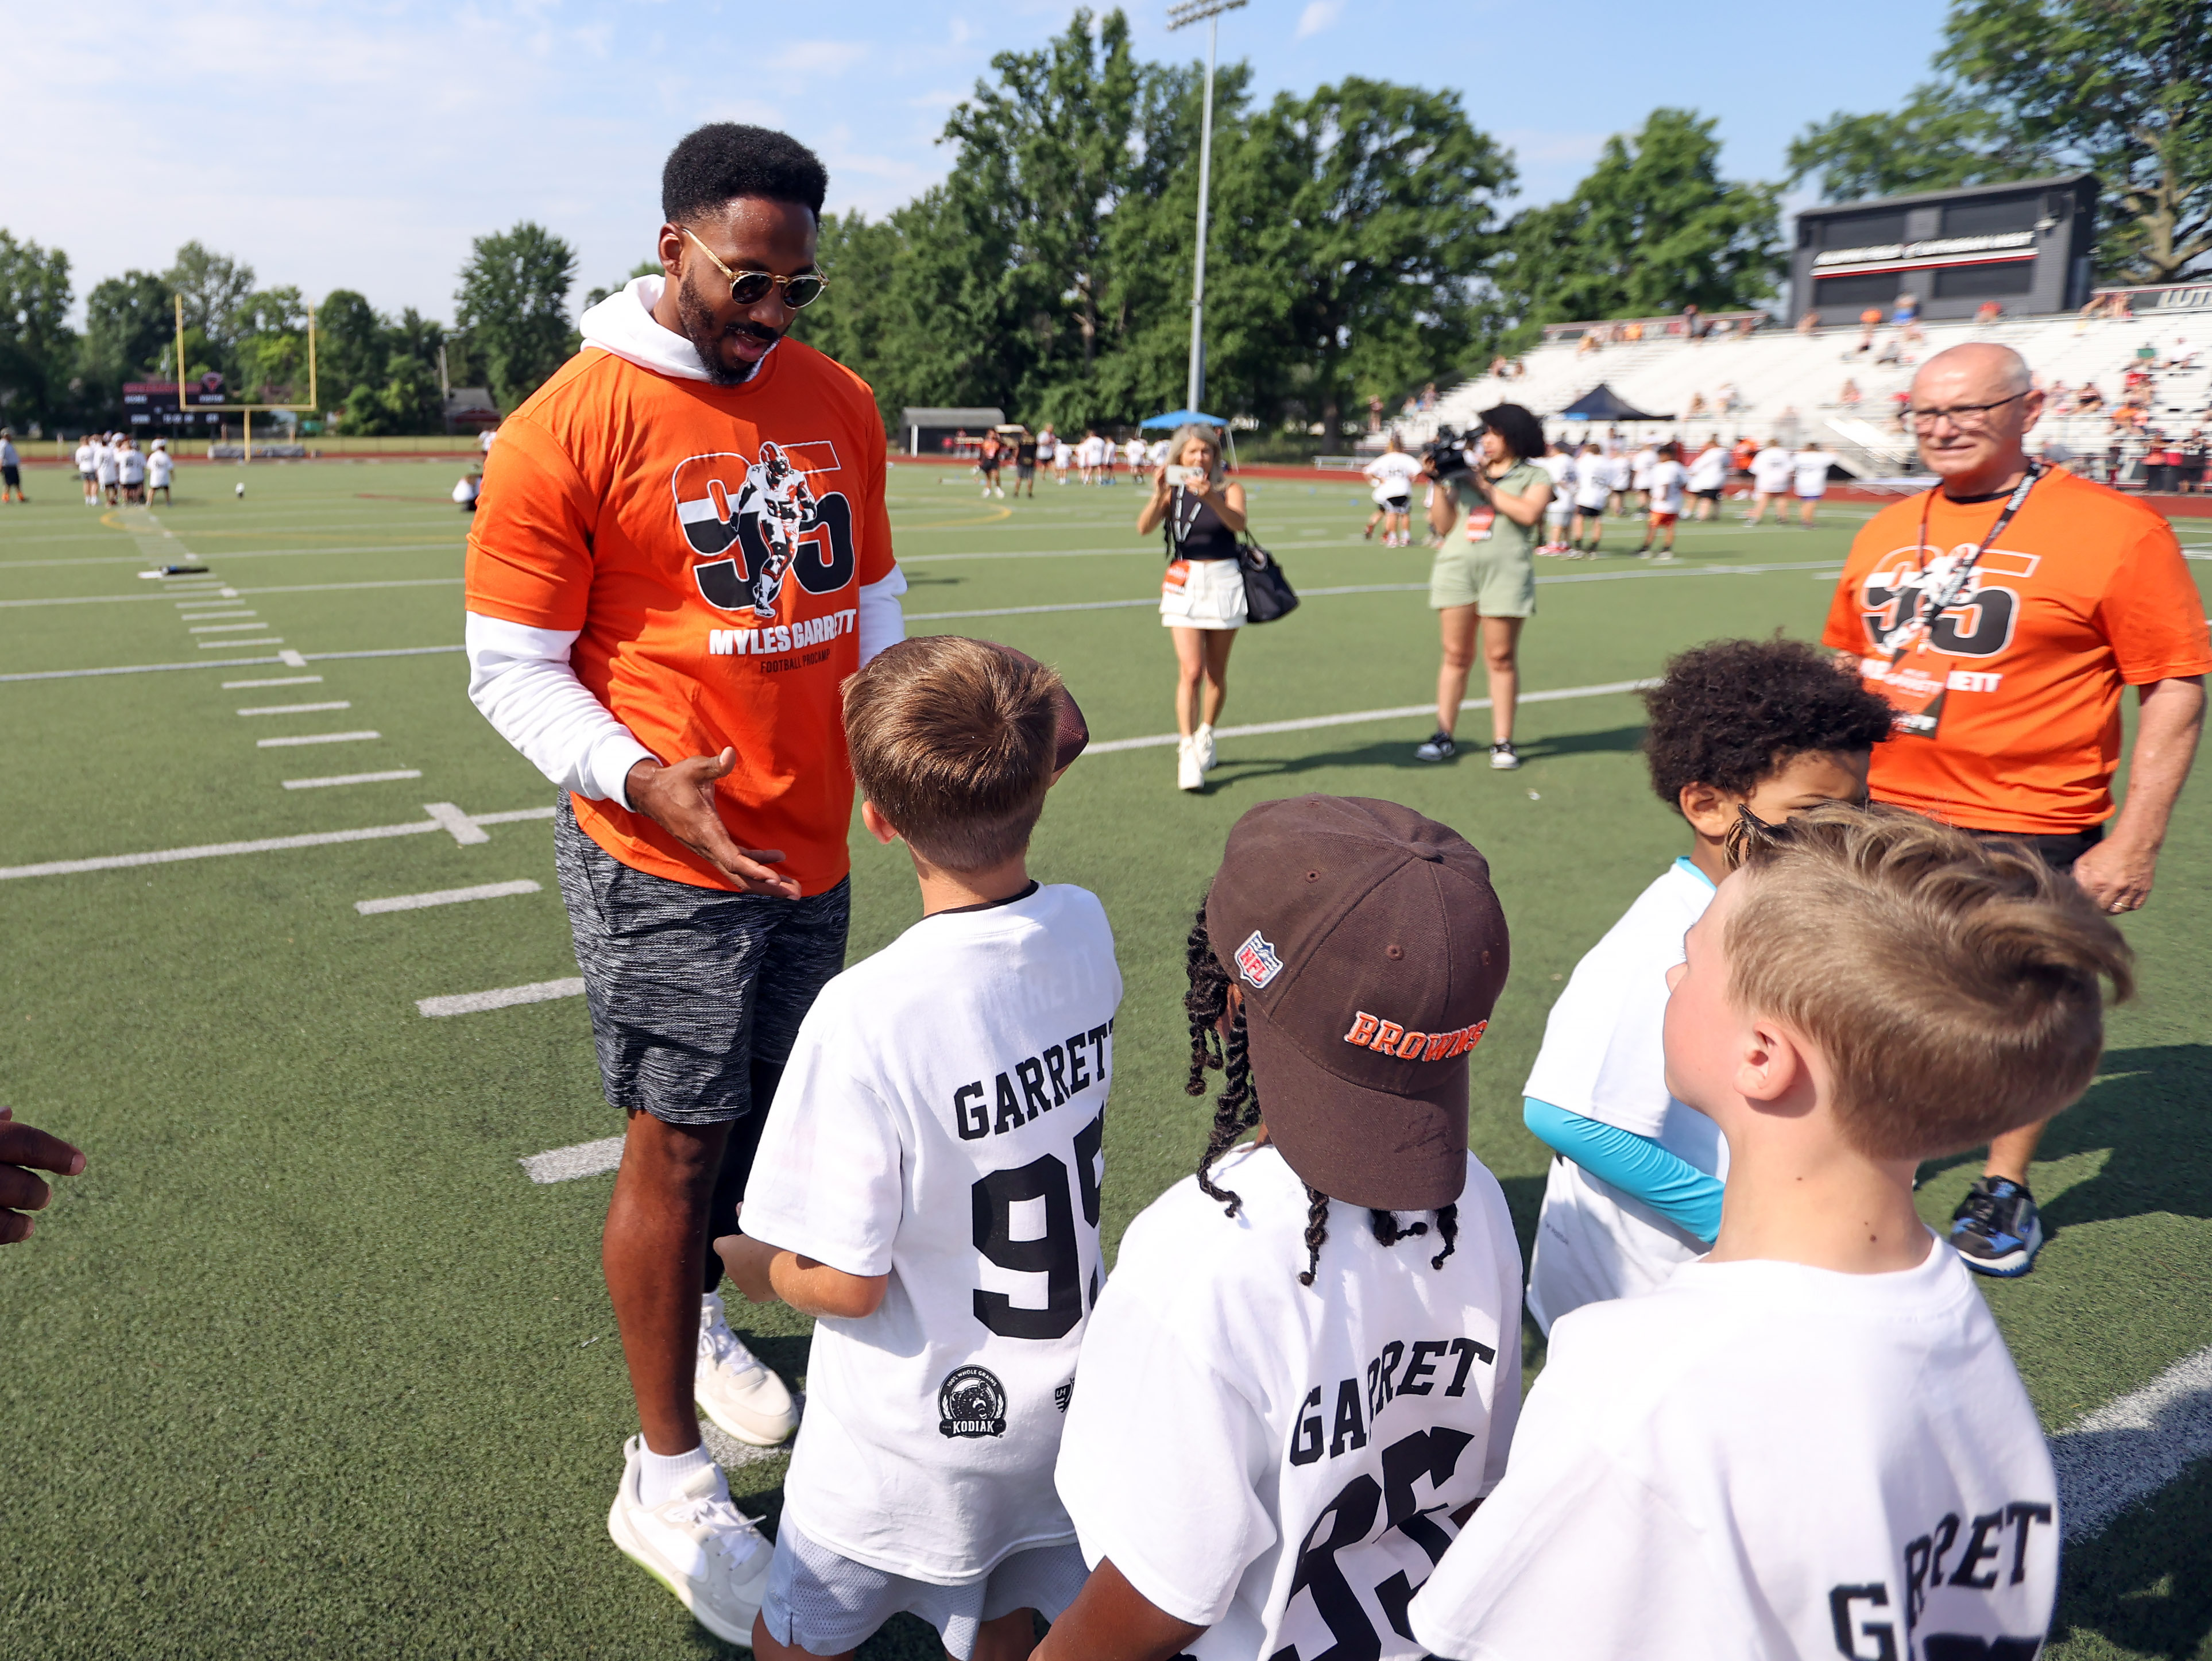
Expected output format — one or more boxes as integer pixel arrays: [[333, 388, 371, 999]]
[[1160, 556, 1247, 630]]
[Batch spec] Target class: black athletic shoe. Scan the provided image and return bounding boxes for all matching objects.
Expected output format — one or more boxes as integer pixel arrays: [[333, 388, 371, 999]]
[[1948, 1176, 2045, 1277], [1414, 731, 1457, 762]]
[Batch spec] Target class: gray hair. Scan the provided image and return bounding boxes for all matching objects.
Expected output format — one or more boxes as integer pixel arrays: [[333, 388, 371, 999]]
[[1169, 424, 1224, 482]]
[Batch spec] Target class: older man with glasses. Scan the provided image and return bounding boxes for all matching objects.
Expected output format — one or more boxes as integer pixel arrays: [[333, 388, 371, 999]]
[[1823, 341, 2208, 1279], [463, 122, 904, 1645]]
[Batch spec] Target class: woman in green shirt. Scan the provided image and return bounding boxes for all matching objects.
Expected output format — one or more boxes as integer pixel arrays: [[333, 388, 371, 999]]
[[1416, 403, 1553, 770]]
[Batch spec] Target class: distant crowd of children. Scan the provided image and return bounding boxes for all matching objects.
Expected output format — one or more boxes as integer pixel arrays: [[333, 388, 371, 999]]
[[71, 431, 175, 507], [640, 631, 2124, 1661]]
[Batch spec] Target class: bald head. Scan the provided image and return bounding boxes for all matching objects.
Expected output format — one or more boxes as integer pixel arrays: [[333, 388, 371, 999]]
[[1909, 342, 2042, 496], [1913, 342, 2033, 404]]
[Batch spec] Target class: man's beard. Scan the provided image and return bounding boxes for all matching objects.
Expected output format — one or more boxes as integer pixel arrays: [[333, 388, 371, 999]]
[[676, 270, 782, 387]]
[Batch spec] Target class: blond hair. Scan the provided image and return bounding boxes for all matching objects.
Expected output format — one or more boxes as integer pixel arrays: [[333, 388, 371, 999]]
[[1727, 803, 2133, 1160], [842, 635, 1063, 874]]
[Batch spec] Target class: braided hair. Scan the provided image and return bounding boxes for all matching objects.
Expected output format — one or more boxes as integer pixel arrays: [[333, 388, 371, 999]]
[[1185, 901, 1463, 1288]]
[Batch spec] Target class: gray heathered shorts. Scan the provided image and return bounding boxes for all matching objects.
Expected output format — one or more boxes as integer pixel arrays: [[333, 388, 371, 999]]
[[552, 794, 849, 1126]]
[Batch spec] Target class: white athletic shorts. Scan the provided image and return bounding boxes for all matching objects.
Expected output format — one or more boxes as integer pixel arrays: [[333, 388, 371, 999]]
[[1795, 486, 1827, 500], [761, 1517, 1088, 1660], [1371, 484, 1411, 511], [1161, 555, 1247, 629]]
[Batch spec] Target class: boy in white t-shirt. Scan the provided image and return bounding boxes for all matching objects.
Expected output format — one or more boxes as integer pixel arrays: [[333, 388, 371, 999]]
[[1536, 445, 1573, 555], [1684, 438, 1727, 520], [1042, 794, 1524, 1661], [75, 437, 98, 505], [1363, 438, 1422, 546], [1745, 438, 1794, 524], [1631, 441, 1688, 559], [1568, 443, 1611, 554], [0, 428, 22, 503], [1521, 638, 1894, 1334], [717, 636, 1115, 1660], [1792, 438, 1832, 524], [148, 441, 175, 503], [1412, 804, 2130, 1660]]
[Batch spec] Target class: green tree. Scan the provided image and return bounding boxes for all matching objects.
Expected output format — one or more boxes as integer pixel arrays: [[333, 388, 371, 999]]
[[232, 287, 310, 403], [788, 211, 910, 426], [455, 222, 579, 411], [1943, 0, 2211, 282], [1788, 0, 2212, 283], [1495, 108, 1779, 342], [80, 270, 176, 410], [1788, 83, 2058, 202], [584, 260, 663, 308], [164, 242, 256, 371], [1247, 78, 1516, 446], [0, 231, 75, 431]]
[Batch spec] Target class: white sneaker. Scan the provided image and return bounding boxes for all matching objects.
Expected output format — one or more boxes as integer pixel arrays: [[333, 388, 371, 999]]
[[1194, 723, 1217, 772], [606, 1436, 772, 1646], [697, 1292, 797, 1446], [1177, 737, 1205, 791]]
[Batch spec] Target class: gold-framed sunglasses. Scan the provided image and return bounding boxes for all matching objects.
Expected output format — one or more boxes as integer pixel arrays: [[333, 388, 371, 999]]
[[682, 226, 828, 310]]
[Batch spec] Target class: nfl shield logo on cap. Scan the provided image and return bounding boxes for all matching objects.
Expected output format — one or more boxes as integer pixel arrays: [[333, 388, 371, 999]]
[[1235, 930, 1285, 988]]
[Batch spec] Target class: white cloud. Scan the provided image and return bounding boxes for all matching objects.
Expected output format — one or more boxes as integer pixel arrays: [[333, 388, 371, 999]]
[[1294, 0, 1344, 40], [771, 40, 868, 76]]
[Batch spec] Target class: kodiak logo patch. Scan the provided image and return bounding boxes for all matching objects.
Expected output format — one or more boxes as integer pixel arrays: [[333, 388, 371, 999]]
[[1235, 930, 1285, 988], [938, 1365, 1009, 1439]]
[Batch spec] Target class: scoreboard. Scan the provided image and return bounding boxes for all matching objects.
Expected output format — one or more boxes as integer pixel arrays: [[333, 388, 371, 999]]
[[1790, 172, 2099, 326], [121, 373, 228, 434]]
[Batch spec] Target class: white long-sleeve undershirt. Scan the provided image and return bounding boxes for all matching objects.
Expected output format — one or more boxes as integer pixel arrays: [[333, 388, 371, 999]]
[[465, 567, 908, 808]]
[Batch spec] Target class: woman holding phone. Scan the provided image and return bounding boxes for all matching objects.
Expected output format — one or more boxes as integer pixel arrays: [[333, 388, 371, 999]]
[[1417, 402, 1553, 770], [1138, 424, 1248, 792]]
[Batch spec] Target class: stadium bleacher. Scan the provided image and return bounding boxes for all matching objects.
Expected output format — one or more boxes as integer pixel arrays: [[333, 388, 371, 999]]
[[1397, 305, 2212, 488]]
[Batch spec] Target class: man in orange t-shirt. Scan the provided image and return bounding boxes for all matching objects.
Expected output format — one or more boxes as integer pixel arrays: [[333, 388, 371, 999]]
[[1824, 342, 2208, 1280], [463, 124, 906, 1640]]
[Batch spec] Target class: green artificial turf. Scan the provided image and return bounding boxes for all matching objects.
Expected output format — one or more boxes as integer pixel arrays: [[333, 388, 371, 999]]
[[1, 461, 2207, 1658]]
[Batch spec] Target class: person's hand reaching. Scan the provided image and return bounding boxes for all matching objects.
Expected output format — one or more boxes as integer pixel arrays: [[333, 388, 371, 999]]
[[625, 751, 800, 898], [1, 1107, 84, 1244]]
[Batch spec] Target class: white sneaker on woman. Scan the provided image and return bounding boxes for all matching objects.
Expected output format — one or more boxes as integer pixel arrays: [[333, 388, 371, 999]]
[[1195, 723, 1217, 772], [697, 1292, 797, 1446], [1177, 737, 1205, 791], [606, 1436, 772, 1645]]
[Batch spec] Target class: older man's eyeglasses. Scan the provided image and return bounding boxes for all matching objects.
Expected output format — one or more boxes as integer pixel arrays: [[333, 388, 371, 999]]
[[1902, 391, 2027, 431], [682, 227, 828, 310]]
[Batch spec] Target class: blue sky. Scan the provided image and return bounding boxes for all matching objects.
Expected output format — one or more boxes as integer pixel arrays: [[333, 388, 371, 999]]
[[5, 1, 1946, 326]]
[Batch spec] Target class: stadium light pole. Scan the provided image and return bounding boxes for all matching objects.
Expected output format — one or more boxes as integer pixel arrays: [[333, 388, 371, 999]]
[[1166, 0, 1244, 416]]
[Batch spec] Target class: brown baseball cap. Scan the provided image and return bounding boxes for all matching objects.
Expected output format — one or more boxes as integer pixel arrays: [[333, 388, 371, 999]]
[[1204, 795, 1510, 1212]]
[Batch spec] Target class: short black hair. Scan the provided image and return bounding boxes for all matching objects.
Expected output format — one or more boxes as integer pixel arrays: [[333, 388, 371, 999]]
[[1642, 636, 1894, 812], [662, 124, 828, 223], [1479, 402, 1546, 463]]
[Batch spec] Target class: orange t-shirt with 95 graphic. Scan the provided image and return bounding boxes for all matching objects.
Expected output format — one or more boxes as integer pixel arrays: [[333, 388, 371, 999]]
[[465, 339, 896, 894], [1822, 466, 2210, 834]]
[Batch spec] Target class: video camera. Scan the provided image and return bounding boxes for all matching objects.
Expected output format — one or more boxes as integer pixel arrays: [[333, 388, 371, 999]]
[[1421, 421, 1481, 483]]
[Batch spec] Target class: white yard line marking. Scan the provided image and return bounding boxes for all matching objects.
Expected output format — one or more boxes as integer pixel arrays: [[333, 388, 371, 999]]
[[200, 638, 284, 648], [238, 701, 351, 716], [284, 770, 423, 790], [0, 801, 554, 882], [519, 1135, 625, 1184], [2050, 1343, 2212, 1540], [1, 578, 466, 612], [417, 978, 586, 1018], [184, 615, 261, 627], [0, 643, 460, 683], [422, 802, 492, 845], [357, 879, 542, 914], [226, 675, 323, 689], [256, 731, 381, 748], [1086, 678, 1656, 754]]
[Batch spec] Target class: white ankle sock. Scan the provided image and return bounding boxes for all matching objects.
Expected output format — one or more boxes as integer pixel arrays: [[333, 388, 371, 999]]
[[637, 1441, 717, 1507]]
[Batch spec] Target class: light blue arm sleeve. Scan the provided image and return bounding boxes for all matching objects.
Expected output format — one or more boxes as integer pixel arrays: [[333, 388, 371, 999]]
[[1523, 1096, 1723, 1244]]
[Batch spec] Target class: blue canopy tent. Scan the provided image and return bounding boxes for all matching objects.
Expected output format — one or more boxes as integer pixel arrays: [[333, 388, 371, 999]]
[[1139, 408, 1238, 469]]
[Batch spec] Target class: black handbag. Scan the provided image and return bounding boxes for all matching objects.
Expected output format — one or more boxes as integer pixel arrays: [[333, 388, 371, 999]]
[[1238, 536, 1299, 624]]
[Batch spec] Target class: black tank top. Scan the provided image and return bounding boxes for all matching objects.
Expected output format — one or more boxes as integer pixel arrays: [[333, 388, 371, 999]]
[[1169, 486, 1239, 561]]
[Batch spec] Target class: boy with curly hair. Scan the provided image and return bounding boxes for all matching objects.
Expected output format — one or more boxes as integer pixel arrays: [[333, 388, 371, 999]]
[[1411, 804, 2127, 1658], [1522, 637, 1896, 1332]]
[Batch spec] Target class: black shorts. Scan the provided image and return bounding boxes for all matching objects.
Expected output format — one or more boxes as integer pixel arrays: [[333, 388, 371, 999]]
[[1693, 487, 1722, 500], [552, 795, 850, 1126], [1, 465, 17, 488], [1964, 822, 2103, 875]]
